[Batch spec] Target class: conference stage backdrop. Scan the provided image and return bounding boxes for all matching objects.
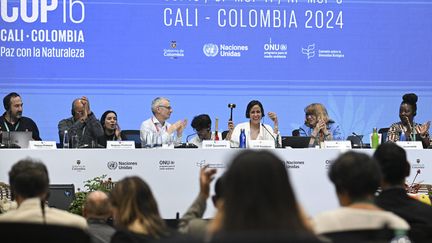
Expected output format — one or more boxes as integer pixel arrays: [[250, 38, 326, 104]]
[[1, 0, 432, 142]]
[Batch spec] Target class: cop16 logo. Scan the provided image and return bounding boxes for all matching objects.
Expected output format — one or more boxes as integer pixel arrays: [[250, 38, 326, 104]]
[[0, 0, 85, 23]]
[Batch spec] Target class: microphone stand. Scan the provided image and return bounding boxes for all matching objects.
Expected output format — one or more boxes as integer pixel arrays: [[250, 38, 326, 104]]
[[261, 124, 280, 148]]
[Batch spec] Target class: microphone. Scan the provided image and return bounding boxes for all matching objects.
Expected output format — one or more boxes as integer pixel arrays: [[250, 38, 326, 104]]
[[408, 169, 421, 193], [261, 124, 280, 148], [186, 132, 196, 143], [352, 132, 364, 148], [175, 133, 198, 148]]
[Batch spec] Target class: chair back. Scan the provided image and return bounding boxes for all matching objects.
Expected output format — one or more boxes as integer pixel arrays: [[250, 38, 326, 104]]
[[0, 222, 91, 243], [322, 228, 395, 243], [378, 128, 389, 144], [121, 130, 141, 148]]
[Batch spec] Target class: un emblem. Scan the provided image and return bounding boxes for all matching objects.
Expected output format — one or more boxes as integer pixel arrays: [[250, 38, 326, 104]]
[[107, 161, 118, 170], [203, 43, 219, 57]]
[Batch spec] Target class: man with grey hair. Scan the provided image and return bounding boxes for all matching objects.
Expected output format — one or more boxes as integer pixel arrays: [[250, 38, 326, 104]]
[[83, 191, 115, 243], [140, 97, 186, 145]]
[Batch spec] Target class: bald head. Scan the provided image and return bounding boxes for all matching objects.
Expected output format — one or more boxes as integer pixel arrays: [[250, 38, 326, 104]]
[[83, 191, 111, 220]]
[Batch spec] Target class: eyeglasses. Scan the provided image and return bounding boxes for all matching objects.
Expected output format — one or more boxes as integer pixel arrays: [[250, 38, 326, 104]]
[[158, 105, 172, 110], [305, 112, 315, 117]]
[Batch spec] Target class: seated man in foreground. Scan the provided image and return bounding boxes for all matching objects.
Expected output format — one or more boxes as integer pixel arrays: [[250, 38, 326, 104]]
[[0, 158, 87, 229]]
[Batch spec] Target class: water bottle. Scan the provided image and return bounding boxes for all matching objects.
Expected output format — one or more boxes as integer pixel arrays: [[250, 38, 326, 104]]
[[371, 128, 379, 149], [63, 130, 69, 149], [239, 129, 246, 148], [400, 132, 406, 141]]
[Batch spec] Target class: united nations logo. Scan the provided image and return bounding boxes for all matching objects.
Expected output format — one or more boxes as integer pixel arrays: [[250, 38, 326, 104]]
[[280, 44, 288, 51], [203, 43, 219, 57], [107, 161, 118, 170]]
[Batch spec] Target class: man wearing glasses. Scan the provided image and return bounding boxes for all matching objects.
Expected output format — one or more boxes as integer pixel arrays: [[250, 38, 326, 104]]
[[140, 97, 186, 145], [58, 96, 104, 148]]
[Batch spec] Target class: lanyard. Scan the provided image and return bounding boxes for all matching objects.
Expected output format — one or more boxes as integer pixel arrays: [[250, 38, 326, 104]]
[[3, 120, 20, 132]]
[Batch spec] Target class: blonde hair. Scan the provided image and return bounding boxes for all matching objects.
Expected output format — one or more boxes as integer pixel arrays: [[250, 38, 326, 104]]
[[110, 176, 167, 238], [304, 103, 331, 125]]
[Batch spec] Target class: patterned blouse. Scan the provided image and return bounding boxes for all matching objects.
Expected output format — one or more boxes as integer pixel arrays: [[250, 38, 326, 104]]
[[386, 121, 430, 142]]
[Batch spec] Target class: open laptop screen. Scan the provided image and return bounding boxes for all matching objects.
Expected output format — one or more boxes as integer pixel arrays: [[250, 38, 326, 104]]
[[1, 131, 33, 148], [281, 136, 311, 148]]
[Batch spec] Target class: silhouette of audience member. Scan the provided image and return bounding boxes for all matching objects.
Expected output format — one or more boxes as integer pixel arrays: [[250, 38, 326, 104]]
[[0, 158, 87, 229], [208, 150, 319, 243], [374, 143, 432, 242], [83, 191, 115, 243], [109, 176, 171, 243], [178, 165, 223, 239], [313, 151, 409, 237]]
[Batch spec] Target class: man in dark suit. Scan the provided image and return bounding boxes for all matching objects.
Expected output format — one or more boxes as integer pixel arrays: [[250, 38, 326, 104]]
[[374, 143, 432, 242]]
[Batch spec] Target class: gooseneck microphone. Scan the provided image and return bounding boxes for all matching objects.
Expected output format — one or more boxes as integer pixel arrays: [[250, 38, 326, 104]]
[[186, 132, 197, 144], [409, 169, 421, 192], [352, 132, 364, 148], [261, 124, 280, 148]]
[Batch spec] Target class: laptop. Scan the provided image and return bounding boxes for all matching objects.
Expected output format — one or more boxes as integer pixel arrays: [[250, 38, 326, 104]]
[[48, 184, 75, 210], [1, 131, 33, 148], [281, 136, 311, 148]]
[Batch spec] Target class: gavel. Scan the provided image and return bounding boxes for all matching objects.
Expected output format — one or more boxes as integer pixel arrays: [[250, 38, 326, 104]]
[[228, 103, 236, 121]]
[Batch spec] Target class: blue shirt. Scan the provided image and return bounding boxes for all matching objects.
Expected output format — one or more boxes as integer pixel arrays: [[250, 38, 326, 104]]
[[299, 122, 344, 141]]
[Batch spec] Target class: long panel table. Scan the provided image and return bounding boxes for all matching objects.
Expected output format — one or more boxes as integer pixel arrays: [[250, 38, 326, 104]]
[[1, 148, 430, 218]]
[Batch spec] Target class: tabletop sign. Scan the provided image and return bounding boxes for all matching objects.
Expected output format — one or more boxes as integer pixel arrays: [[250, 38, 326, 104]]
[[29, 141, 57, 149], [202, 140, 230, 149], [248, 140, 275, 149], [107, 141, 135, 149], [323, 141, 352, 149], [396, 141, 423, 149]]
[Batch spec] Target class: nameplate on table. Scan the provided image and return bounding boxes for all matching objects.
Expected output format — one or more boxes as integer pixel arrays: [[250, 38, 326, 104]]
[[323, 141, 352, 149], [396, 141, 423, 149], [29, 141, 57, 149], [249, 140, 275, 149], [107, 141, 135, 149], [202, 140, 230, 149]]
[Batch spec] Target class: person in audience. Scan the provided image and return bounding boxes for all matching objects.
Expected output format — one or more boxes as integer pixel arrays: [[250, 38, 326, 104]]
[[97, 110, 125, 148], [374, 143, 432, 242], [208, 150, 318, 242], [58, 96, 104, 148], [109, 176, 171, 243], [386, 93, 430, 148], [0, 158, 87, 229], [229, 100, 280, 148], [189, 114, 229, 147], [140, 97, 186, 145], [83, 191, 115, 243], [312, 151, 409, 236], [178, 165, 223, 239], [299, 103, 343, 146], [0, 92, 41, 142]]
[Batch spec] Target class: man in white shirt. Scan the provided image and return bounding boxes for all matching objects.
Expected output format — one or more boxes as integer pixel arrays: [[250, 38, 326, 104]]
[[140, 97, 186, 146]]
